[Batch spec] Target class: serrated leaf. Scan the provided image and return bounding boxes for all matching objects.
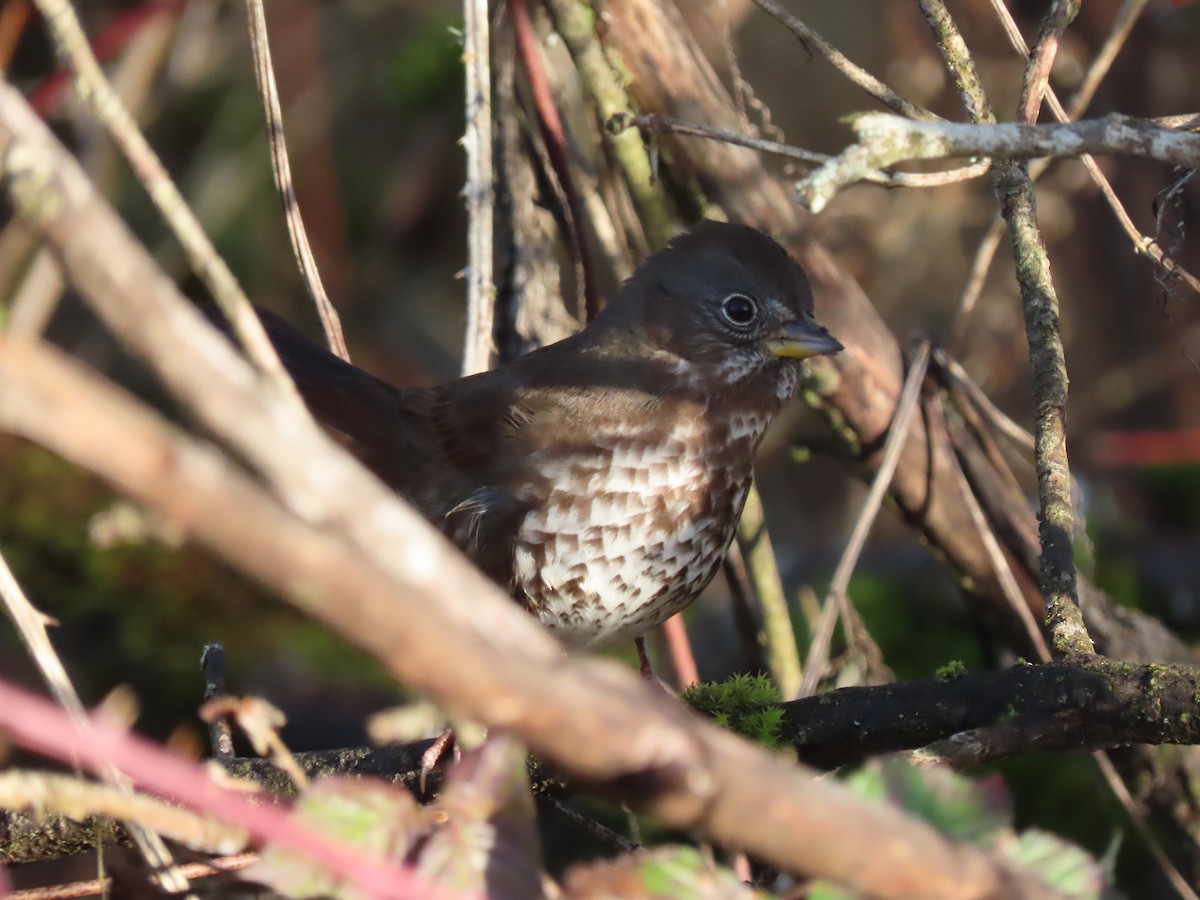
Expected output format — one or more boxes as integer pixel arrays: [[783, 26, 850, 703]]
[[247, 776, 428, 899], [418, 733, 543, 900]]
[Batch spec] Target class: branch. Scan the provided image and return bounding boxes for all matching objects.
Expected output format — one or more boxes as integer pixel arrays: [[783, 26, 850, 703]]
[[461, 0, 495, 374], [243, 0, 348, 361], [749, 0, 936, 121], [612, 112, 992, 189], [785, 658, 1200, 768], [799, 112, 1200, 212]]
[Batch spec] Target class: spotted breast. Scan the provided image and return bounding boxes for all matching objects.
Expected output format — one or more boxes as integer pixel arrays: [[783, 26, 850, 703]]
[[513, 360, 798, 647]]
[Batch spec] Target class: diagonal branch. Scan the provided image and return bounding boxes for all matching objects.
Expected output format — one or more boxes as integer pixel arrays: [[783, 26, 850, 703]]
[[798, 113, 1200, 212]]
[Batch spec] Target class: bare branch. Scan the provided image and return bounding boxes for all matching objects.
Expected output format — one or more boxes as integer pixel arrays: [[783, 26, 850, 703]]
[[243, 0, 348, 361], [614, 112, 991, 189], [799, 113, 1200, 212], [798, 341, 930, 698]]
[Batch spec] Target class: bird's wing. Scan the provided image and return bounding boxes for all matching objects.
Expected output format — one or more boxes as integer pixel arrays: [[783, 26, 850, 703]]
[[249, 308, 535, 583], [421, 344, 683, 572]]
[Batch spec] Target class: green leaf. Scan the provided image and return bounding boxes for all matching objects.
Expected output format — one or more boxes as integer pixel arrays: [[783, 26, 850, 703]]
[[998, 829, 1107, 898], [247, 776, 428, 899]]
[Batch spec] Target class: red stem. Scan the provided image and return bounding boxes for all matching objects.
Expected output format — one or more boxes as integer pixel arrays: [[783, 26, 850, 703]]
[[0, 679, 466, 900]]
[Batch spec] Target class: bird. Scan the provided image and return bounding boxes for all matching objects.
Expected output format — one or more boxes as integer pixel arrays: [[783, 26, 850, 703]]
[[242, 220, 842, 651]]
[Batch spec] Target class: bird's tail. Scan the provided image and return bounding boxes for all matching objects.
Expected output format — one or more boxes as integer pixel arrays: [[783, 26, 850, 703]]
[[200, 303, 402, 444]]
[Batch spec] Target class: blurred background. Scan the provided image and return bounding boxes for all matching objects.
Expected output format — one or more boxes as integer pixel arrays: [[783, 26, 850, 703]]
[[1, 0, 1198, 890]]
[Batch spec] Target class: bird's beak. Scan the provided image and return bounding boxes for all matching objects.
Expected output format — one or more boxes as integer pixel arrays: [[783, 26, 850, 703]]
[[766, 314, 844, 360]]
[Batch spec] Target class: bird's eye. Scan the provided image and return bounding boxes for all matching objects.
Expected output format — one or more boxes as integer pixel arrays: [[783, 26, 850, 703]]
[[720, 293, 758, 328]]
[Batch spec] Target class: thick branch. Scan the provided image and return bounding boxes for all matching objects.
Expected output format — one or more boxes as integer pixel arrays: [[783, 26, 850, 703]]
[[785, 658, 1200, 768]]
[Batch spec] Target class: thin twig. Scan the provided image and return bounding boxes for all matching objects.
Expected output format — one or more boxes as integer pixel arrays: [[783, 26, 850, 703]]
[[1067, 0, 1148, 121], [937, 352, 1035, 461], [735, 483, 802, 700], [30, 0, 301, 402], [538, 794, 640, 853], [950, 0, 1152, 348], [947, 220, 1004, 354], [243, 0, 347, 361], [5, 853, 258, 900], [617, 113, 991, 188], [798, 112, 1200, 212], [1017, 0, 1077, 125], [461, 0, 495, 375], [798, 340, 931, 698], [1090, 751, 1200, 900], [950, 463, 1048, 663], [201, 643, 235, 761], [750, 0, 937, 122], [981, 0, 1200, 296]]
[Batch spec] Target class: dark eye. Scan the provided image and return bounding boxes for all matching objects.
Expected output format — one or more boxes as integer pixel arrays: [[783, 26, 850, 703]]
[[720, 293, 758, 328]]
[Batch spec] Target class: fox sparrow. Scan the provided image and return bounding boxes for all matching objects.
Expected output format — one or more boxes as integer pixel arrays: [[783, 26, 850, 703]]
[[248, 221, 841, 648]]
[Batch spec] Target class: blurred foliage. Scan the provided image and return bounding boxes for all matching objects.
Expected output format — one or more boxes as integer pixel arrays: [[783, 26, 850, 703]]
[[251, 736, 541, 899], [821, 759, 1107, 898], [0, 437, 401, 743], [1136, 465, 1200, 533], [850, 570, 985, 681]]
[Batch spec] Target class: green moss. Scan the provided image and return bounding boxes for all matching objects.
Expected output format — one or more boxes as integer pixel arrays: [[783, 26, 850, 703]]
[[936, 660, 968, 682], [682, 674, 784, 749]]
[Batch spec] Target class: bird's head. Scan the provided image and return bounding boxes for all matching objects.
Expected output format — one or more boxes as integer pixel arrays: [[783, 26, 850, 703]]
[[602, 221, 843, 385]]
